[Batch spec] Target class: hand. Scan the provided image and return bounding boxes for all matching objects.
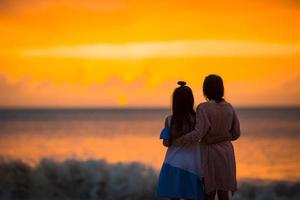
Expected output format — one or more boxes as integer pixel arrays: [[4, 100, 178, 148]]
[[163, 140, 170, 147], [172, 137, 186, 146]]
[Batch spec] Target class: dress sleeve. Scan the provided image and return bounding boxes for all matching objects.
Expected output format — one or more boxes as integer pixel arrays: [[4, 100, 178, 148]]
[[202, 134, 232, 145], [173, 106, 211, 145], [160, 116, 171, 140], [230, 108, 241, 141]]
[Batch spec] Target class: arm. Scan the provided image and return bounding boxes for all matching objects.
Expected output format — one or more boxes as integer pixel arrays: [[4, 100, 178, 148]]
[[173, 106, 210, 145], [202, 107, 240, 144], [201, 134, 232, 145], [230, 108, 240, 141]]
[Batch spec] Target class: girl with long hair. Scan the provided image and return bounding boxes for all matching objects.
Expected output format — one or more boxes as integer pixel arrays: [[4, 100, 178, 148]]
[[156, 81, 204, 200]]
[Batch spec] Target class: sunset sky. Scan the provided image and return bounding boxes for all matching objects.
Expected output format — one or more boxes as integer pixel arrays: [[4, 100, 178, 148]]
[[0, 0, 299, 107]]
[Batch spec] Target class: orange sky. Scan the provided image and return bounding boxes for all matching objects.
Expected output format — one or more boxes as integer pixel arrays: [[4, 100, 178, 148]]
[[0, 0, 299, 107]]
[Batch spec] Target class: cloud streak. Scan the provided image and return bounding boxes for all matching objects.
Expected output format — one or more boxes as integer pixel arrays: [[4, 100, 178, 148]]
[[22, 40, 300, 59]]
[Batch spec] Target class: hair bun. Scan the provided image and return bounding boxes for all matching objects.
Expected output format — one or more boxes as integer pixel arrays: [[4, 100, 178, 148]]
[[177, 81, 186, 87]]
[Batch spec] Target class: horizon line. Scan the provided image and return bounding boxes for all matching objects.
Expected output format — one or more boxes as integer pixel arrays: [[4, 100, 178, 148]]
[[1, 105, 300, 110]]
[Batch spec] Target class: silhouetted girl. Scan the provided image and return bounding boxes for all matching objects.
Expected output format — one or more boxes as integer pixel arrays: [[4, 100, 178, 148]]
[[156, 81, 204, 200]]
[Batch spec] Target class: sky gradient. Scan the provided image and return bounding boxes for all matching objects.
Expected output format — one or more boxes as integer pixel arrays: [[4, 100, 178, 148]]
[[0, 0, 300, 107]]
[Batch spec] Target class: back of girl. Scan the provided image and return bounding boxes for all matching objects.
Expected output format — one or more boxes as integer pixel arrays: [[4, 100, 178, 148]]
[[156, 81, 204, 200]]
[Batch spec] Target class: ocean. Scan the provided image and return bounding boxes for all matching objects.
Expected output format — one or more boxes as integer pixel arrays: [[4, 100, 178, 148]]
[[0, 108, 299, 199]]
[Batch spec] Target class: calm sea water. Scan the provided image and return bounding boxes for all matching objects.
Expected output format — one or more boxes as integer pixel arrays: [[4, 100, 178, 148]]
[[0, 108, 299, 182]]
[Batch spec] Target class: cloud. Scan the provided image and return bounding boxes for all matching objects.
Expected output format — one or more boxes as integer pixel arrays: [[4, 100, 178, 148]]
[[0, 0, 126, 14], [22, 40, 300, 60], [282, 75, 300, 91], [0, 75, 22, 98], [0, 74, 172, 108]]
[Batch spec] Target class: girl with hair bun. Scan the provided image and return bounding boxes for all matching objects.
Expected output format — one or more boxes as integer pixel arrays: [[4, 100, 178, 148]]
[[156, 81, 204, 200]]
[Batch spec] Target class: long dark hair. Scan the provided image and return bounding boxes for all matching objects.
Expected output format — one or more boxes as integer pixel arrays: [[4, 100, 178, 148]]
[[170, 81, 195, 143], [203, 74, 224, 103]]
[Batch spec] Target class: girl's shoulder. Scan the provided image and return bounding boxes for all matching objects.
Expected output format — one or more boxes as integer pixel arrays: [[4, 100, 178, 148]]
[[197, 101, 232, 108], [196, 101, 236, 114], [196, 102, 211, 111]]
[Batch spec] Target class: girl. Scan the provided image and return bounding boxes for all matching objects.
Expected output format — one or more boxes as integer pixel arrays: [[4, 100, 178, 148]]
[[156, 81, 204, 200], [173, 75, 241, 200], [156, 81, 229, 200]]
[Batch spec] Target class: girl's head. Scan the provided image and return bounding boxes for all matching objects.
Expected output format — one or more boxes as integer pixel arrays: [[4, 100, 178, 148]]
[[170, 81, 195, 140], [172, 81, 195, 116], [203, 74, 224, 103]]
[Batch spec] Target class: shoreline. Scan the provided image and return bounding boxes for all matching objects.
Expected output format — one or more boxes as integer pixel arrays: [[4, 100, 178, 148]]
[[1, 158, 299, 200]]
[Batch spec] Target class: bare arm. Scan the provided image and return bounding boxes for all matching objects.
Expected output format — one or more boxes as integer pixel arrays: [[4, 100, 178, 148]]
[[173, 106, 210, 145]]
